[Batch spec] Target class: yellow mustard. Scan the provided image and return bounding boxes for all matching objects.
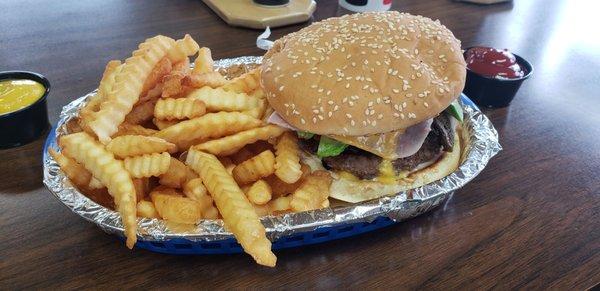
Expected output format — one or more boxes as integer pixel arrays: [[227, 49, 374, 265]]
[[0, 79, 45, 115], [375, 159, 397, 184]]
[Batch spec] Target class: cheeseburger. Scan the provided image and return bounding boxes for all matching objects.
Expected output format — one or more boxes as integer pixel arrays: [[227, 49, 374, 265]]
[[260, 12, 467, 203]]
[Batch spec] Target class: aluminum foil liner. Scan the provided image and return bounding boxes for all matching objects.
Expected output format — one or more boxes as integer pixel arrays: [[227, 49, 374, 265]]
[[43, 56, 502, 243]]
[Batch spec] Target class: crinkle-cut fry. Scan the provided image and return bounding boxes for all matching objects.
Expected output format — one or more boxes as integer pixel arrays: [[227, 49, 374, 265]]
[[154, 98, 206, 120], [232, 150, 275, 185], [90, 35, 176, 143], [251, 88, 265, 99], [247, 180, 272, 205], [137, 200, 160, 218], [182, 178, 208, 202], [269, 196, 291, 213], [321, 198, 330, 208], [138, 82, 163, 104], [264, 162, 311, 197], [185, 150, 276, 267], [192, 47, 213, 74], [150, 187, 203, 224], [160, 157, 198, 188], [107, 135, 176, 158], [161, 71, 186, 98], [253, 203, 271, 217], [290, 171, 332, 212], [166, 34, 200, 64], [98, 60, 123, 99], [203, 205, 219, 219], [154, 112, 262, 149], [79, 61, 123, 134], [88, 177, 105, 190], [124, 152, 171, 178], [132, 178, 150, 201], [49, 148, 92, 189], [125, 99, 156, 125], [114, 123, 157, 137], [188, 87, 261, 112], [161, 58, 193, 98], [182, 178, 215, 217], [274, 132, 302, 184], [242, 99, 266, 119], [221, 68, 260, 93], [153, 118, 179, 130], [59, 132, 137, 248], [192, 125, 286, 156], [141, 57, 172, 97], [183, 72, 227, 88], [125, 99, 157, 125]]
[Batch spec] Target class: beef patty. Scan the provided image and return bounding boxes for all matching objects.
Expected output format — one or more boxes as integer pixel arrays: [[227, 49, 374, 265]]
[[300, 112, 455, 179]]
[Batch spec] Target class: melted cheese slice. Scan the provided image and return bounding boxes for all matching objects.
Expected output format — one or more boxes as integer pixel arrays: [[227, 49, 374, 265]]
[[330, 130, 404, 160]]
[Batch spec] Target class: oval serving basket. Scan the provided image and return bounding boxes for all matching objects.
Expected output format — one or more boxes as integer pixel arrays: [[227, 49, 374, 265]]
[[43, 56, 501, 255]]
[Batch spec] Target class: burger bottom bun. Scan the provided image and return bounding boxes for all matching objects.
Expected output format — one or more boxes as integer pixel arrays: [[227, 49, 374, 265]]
[[301, 125, 463, 204]]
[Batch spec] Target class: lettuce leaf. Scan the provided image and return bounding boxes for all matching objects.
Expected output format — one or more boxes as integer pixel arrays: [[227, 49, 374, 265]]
[[297, 131, 315, 139], [317, 136, 348, 158], [446, 100, 463, 122]]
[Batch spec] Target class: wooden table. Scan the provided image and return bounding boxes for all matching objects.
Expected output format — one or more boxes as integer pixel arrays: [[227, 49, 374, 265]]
[[1, 0, 599, 289]]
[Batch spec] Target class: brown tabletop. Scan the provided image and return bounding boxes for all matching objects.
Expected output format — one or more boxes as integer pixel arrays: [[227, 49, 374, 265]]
[[1, 0, 599, 289]]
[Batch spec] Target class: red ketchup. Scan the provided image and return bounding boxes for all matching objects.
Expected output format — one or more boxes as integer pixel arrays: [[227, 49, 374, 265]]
[[465, 47, 526, 79]]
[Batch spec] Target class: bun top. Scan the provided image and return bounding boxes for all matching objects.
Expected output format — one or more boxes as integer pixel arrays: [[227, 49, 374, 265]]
[[261, 12, 466, 136]]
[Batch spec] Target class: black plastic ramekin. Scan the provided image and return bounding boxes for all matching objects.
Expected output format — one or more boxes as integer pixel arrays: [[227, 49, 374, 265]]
[[462, 47, 533, 108], [0, 71, 50, 149]]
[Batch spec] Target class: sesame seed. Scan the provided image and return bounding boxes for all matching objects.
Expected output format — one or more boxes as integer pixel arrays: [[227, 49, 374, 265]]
[[392, 89, 400, 93], [279, 86, 285, 91], [345, 83, 350, 88], [301, 118, 306, 124], [345, 113, 352, 118]]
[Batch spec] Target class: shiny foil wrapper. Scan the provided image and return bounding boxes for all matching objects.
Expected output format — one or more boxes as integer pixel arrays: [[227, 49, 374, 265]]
[[43, 56, 502, 243]]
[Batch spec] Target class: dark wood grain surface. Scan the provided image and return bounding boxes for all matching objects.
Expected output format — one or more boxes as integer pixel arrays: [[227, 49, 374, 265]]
[[1, 0, 599, 289]]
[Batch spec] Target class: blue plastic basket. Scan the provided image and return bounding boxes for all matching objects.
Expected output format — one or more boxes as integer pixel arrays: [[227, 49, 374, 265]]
[[45, 94, 476, 255]]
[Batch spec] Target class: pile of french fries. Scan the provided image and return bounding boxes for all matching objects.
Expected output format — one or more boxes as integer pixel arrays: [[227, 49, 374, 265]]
[[50, 34, 332, 267]]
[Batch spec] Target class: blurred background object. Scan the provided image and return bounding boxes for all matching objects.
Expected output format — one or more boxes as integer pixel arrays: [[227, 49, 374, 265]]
[[455, 0, 511, 4], [203, 0, 316, 29], [338, 0, 392, 12]]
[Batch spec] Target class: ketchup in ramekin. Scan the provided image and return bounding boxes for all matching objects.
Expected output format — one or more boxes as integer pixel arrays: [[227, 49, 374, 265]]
[[465, 47, 526, 79], [462, 46, 532, 108]]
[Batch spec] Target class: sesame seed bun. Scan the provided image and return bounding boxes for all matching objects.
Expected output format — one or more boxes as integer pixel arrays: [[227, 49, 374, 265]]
[[261, 11, 466, 136]]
